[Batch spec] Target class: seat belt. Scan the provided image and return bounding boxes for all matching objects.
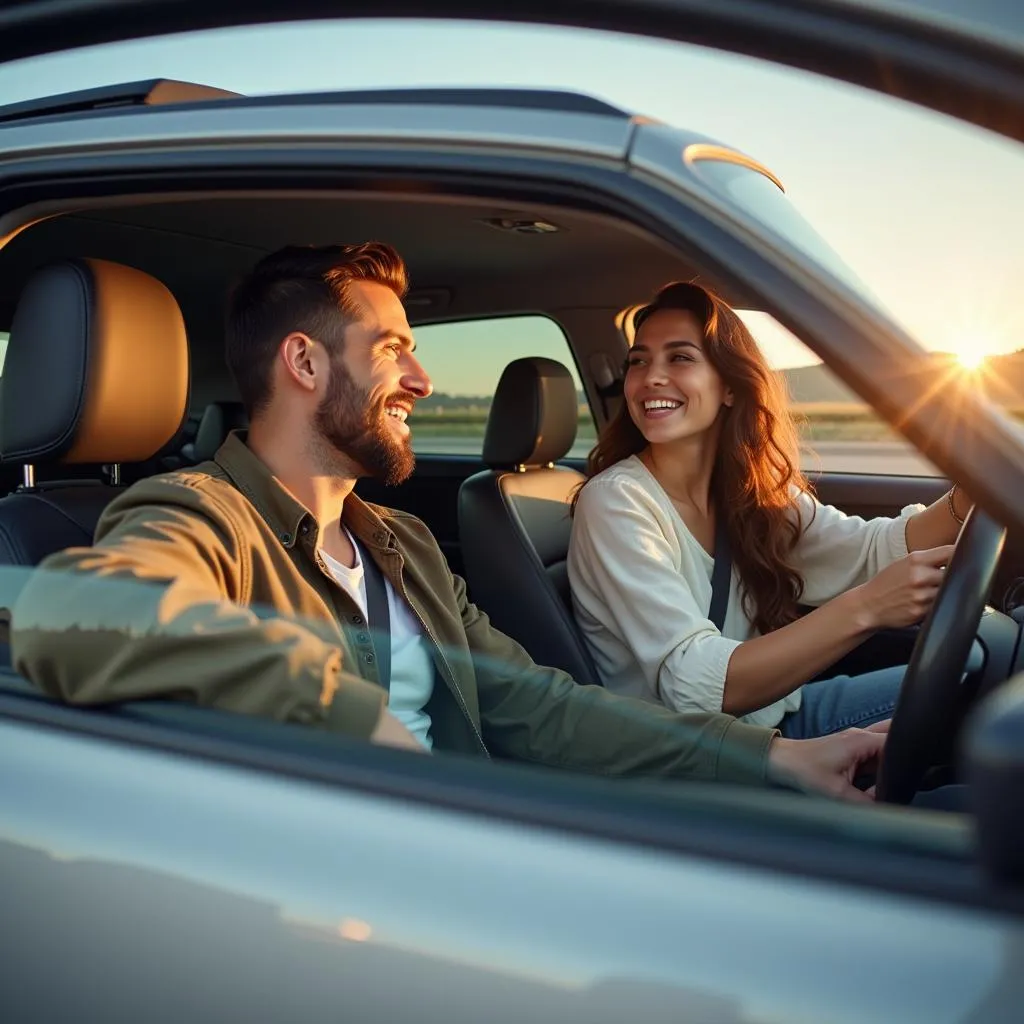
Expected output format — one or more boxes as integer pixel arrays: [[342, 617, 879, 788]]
[[353, 539, 392, 692], [708, 512, 732, 633]]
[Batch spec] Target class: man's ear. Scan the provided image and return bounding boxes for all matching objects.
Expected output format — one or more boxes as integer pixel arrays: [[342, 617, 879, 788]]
[[279, 333, 323, 394]]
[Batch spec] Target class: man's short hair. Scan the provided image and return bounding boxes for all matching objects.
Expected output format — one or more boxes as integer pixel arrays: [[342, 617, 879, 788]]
[[225, 242, 409, 416]]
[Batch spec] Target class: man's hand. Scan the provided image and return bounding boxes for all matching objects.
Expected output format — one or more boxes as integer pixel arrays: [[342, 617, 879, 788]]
[[370, 709, 429, 753], [768, 720, 889, 803]]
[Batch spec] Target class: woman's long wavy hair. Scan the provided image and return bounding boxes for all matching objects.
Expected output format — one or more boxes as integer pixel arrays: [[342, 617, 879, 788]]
[[574, 281, 813, 635]]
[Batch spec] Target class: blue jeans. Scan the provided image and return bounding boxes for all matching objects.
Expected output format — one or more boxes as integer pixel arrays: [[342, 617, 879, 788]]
[[779, 665, 903, 739], [779, 640, 985, 739]]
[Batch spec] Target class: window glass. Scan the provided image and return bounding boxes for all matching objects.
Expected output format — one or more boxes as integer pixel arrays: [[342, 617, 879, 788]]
[[738, 312, 947, 476], [621, 305, 949, 477], [689, 156, 882, 310], [410, 315, 594, 458]]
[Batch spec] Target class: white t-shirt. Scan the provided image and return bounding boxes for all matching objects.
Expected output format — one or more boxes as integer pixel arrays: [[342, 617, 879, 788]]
[[320, 532, 435, 749], [567, 455, 923, 728]]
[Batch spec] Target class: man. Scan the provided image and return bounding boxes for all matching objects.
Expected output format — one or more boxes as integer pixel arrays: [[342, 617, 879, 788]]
[[10, 243, 886, 800]]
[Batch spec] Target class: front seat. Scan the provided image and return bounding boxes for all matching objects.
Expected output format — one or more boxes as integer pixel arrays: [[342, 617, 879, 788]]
[[458, 357, 600, 686], [0, 258, 189, 567]]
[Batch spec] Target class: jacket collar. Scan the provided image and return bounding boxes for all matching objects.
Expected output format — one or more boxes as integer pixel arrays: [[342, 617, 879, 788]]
[[213, 430, 396, 553]]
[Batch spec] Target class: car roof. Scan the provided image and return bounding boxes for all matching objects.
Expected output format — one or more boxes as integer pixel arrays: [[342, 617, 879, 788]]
[[0, 79, 634, 129], [1, 0, 1022, 150]]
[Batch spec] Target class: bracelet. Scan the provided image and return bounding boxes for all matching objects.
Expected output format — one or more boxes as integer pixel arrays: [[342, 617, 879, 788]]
[[947, 485, 966, 526]]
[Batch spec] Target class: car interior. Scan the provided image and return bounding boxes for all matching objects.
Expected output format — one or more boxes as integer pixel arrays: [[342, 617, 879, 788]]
[[1, 183, 1022, 816]]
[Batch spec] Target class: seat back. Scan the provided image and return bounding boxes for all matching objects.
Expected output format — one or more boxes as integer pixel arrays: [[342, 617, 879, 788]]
[[180, 400, 248, 465], [0, 258, 190, 567], [458, 357, 600, 685]]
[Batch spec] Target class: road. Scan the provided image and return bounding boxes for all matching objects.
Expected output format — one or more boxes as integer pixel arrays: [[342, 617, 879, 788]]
[[415, 438, 944, 477]]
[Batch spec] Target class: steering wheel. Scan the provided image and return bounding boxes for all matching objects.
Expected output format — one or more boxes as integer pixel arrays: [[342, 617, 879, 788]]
[[875, 506, 1006, 804]]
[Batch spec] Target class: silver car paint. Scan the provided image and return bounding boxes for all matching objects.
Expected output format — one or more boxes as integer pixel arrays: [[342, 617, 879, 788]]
[[0, 101, 635, 166], [1, 719, 1021, 1024]]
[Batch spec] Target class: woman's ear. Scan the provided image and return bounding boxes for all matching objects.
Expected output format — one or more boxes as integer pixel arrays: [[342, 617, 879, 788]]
[[723, 387, 735, 408]]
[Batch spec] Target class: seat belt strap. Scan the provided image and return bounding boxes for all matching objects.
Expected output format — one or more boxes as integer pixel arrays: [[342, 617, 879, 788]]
[[709, 512, 732, 633], [353, 538, 392, 692]]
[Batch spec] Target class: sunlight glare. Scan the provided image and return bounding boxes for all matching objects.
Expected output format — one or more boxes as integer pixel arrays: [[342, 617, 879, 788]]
[[956, 347, 986, 371]]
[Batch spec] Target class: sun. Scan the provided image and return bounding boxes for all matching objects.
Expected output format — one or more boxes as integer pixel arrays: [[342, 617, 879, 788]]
[[956, 348, 986, 371]]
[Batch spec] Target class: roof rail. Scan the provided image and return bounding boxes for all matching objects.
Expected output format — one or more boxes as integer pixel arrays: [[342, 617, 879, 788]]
[[0, 79, 241, 125], [0, 83, 627, 128], [240, 87, 629, 117]]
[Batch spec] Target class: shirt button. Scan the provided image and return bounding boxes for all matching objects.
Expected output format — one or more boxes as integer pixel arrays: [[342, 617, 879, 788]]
[[364, 653, 376, 664], [351, 615, 364, 625], [300, 523, 310, 536], [374, 531, 386, 543], [280, 532, 291, 544], [356, 633, 369, 643]]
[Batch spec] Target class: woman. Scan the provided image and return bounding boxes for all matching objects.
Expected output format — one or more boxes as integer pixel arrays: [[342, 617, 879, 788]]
[[567, 281, 971, 737]]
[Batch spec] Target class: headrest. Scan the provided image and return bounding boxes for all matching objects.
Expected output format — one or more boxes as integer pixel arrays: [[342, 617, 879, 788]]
[[1, 258, 189, 465], [190, 401, 248, 463], [483, 357, 578, 469]]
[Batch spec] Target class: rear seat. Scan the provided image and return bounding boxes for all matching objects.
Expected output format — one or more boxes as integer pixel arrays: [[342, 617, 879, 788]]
[[178, 401, 248, 465]]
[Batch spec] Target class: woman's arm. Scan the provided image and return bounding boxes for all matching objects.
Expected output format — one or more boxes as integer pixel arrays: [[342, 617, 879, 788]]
[[569, 477, 949, 719], [905, 486, 970, 551], [723, 544, 949, 715]]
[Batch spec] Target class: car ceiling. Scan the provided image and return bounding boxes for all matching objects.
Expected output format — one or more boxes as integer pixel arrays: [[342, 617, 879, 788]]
[[0, 192, 742, 403]]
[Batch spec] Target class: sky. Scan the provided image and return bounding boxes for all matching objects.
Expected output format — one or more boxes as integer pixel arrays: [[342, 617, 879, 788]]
[[0, 16, 1022, 379]]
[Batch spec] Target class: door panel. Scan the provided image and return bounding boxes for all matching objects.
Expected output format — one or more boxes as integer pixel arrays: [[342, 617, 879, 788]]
[[2, 711, 1019, 1024], [811, 472, 948, 520]]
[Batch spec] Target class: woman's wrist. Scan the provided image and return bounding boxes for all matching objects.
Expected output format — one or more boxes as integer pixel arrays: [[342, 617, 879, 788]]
[[835, 585, 878, 634], [947, 484, 972, 526]]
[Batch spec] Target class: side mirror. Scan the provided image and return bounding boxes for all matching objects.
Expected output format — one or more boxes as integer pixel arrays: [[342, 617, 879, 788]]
[[963, 674, 1024, 887]]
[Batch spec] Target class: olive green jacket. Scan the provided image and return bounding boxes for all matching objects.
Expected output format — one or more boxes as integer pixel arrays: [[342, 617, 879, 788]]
[[11, 432, 777, 783]]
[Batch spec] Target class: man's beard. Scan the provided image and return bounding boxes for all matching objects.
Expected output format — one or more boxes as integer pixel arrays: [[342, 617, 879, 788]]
[[314, 356, 416, 486]]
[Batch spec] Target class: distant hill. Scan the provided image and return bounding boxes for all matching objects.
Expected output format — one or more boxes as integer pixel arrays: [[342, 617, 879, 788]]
[[417, 390, 589, 413], [782, 349, 1024, 407], [782, 364, 860, 404], [416, 393, 492, 412]]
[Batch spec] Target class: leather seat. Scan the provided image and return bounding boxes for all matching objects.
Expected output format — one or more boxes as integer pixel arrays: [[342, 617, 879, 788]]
[[180, 400, 247, 465], [0, 258, 190, 566], [458, 357, 600, 685]]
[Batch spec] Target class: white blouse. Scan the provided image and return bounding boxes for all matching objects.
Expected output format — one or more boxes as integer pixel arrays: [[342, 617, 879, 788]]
[[567, 455, 923, 728]]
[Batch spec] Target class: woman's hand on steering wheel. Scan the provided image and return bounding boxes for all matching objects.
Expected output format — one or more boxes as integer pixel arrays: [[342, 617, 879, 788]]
[[851, 544, 956, 631]]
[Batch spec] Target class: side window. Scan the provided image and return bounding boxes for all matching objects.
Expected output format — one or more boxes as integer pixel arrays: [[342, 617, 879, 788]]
[[410, 315, 594, 458], [0, 331, 8, 375], [739, 312, 942, 476]]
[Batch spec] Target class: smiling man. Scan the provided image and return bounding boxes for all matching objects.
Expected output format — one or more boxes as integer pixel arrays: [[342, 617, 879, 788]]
[[11, 242, 888, 799]]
